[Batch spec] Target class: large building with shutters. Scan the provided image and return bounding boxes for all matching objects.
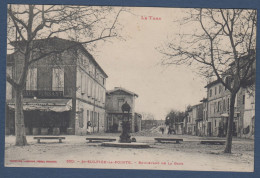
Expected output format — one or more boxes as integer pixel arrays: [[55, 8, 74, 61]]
[[6, 37, 107, 135]]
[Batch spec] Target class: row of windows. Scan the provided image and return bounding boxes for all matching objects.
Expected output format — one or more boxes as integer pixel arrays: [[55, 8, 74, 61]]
[[188, 116, 191, 123], [209, 77, 233, 98], [25, 67, 106, 103], [209, 85, 225, 97], [203, 111, 207, 120], [80, 71, 106, 103], [209, 95, 245, 115], [78, 52, 106, 86], [209, 98, 230, 115], [26, 68, 64, 91]]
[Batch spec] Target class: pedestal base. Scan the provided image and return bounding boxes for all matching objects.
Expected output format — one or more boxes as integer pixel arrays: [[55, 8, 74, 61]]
[[119, 134, 131, 143], [119, 120, 131, 143], [67, 128, 75, 135], [101, 142, 150, 148]]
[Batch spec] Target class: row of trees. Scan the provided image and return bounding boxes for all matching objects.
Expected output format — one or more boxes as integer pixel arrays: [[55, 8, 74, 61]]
[[165, 109, 186, 127]]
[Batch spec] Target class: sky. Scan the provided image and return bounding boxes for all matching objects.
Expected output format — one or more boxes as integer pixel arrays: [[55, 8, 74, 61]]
[[91, 7, 208, 120], [6, 6, 208, 120]]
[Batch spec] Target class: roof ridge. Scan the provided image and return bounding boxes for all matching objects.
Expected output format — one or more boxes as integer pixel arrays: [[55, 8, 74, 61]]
[[107, 87, 138, 97]]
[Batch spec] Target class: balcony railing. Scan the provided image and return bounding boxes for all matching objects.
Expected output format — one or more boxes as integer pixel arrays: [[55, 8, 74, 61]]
[[23, 90, 64, 98]]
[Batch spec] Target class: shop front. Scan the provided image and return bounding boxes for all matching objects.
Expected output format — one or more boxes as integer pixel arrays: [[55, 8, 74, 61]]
[[6, 98, 72, 135]]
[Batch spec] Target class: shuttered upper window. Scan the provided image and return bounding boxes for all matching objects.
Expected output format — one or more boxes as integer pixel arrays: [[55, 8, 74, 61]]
[[26, 68, 37, 90], [52, 68, 64, 91]]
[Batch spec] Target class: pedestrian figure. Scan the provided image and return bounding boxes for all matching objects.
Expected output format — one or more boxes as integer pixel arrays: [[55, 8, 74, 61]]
[[218, 126, 224, 137], [160, 127, 164, 134], [168, 127, 172, 134], [87, 121, 92, 134]]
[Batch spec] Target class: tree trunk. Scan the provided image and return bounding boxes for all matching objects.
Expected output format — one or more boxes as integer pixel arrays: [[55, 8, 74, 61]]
[[68, 65, 76, 135], [224, 92, 236, 153], [14, 89, 27, 146]]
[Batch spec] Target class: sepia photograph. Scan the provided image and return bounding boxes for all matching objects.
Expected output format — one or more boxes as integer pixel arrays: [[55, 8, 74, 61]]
[[4, 4, 256, 172]]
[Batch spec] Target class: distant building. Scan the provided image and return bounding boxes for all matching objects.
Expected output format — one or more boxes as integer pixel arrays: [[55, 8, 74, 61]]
[[182, 52, 255, 138], [234, 86, 255, 138], [186, 104, 203, 135], [205, 79, 233, 137], [105, 87, 142, 133], [183, 115, 188, 135], [184, 109, 191, 135], [204, 80, 255, 138], [200, 98, 208, 136], [240, 88, 255, 138], [194, 104, 203, 136], [186, 107, 194, 135], [6, 37, 107, 135]]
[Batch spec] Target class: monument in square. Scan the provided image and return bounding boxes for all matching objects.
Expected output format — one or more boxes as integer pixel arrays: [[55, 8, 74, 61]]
[[119, 101, 132, 143], [101, 87, 149, 148], [101, 101, 149, 148]]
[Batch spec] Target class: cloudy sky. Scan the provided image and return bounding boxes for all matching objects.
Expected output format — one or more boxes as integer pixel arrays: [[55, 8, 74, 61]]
[[92, 7, 207, 120]]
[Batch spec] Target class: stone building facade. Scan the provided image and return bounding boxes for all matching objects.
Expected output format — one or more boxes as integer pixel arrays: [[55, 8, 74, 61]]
[[105, 87, 142, 133], [6, 37, 107, 135], [186, 104, 203, 135], [204, 79, 254, 138], [205, 80, 233, 137]]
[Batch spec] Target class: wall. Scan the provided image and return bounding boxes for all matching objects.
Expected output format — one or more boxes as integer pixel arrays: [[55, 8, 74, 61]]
[[12, 49, 76, 98], [75, 49, 107, 135], [9, 39, 107, 135], [207, 82, 232, 137], [187, 110, 194, 135], [241, 88, 255, 138], [106, 92, 134, 113], [105, 89, 139, 133], [75, 99, 106, 135]]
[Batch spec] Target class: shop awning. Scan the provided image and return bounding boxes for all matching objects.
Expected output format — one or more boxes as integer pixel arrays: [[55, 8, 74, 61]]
[[6, 98, 72, 112]]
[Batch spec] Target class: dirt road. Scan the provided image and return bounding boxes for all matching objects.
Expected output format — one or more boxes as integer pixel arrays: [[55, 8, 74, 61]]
[[5, 134, 254, 172]]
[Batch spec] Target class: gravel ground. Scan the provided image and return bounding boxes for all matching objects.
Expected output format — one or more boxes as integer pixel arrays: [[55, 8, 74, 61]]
[[4, 132, 254, 172]]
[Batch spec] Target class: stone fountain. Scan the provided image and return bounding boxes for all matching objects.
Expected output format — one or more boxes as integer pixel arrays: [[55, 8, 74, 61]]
[[101, 101, 150, 148]]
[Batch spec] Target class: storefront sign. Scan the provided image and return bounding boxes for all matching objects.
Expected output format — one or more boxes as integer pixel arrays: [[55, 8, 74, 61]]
[[23, 90, 64, 98]]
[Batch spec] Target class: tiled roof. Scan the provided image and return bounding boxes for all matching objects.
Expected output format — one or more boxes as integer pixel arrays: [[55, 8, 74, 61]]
[[10, 37, 108, 78], [106, 87, 138, 97], [204, 79, 221, 88]]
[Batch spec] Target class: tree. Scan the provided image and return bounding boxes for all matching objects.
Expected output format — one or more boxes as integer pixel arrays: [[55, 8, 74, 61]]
[[7, 4, 124, 146], [159, 9, 256, 153], [165, 110, 185, 128]]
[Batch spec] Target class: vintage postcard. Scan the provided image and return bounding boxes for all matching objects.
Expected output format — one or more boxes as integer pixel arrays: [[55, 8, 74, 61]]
[[4, 4, 256, 172]]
